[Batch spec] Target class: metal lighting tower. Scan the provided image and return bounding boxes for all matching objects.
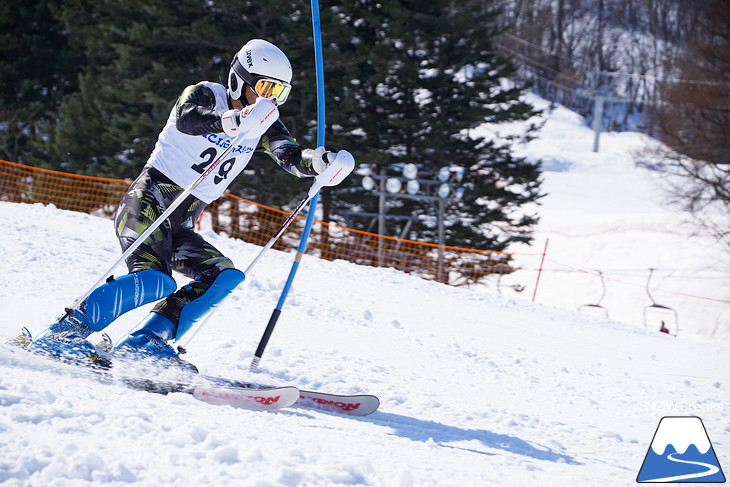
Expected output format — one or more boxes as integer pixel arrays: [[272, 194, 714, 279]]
[[360, 164, 465, 282]]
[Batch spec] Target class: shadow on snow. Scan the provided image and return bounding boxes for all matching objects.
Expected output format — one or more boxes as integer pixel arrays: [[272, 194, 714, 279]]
[[370, 412, 581, 465]]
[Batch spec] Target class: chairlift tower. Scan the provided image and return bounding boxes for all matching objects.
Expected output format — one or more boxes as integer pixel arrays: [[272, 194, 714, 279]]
[[578, 71, 628, 153]]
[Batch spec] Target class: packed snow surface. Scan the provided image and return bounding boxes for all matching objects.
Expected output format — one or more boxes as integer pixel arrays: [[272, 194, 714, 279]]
[[1, 97, 728, 486]]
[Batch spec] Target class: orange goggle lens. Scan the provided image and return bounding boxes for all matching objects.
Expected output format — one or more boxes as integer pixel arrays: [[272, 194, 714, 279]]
[[254, 78, 291, 105]]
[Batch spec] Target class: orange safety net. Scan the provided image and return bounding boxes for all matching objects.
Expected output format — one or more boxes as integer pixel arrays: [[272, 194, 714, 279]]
[[0, 160, 129, 218], [0, 160, 513, 284]]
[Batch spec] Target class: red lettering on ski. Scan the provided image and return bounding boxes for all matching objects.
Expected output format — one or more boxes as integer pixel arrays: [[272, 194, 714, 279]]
[[300, 394, 361, 411], [200, 389, 280, 405], [255, 395, 280, 405]]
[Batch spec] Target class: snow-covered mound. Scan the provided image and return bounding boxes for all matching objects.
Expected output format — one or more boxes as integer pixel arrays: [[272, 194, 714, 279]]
[[0, 201, 727, 486]]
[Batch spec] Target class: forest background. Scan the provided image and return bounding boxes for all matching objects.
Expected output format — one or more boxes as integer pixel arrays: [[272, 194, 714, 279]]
[[0, 0, 727, 253]]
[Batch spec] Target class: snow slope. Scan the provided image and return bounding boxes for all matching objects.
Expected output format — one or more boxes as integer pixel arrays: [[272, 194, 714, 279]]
[[477, 94, 730, 343], [0, 201, 728, 487], [1, 95, 728, 486]]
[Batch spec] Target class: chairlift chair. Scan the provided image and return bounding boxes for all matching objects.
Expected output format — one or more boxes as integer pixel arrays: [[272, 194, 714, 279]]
[[577, 270, 610, 319], [643, 268, 679, 336], [496, 273, 526, 296]]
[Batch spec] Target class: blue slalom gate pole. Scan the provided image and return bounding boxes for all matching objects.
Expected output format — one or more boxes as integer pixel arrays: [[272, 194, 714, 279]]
[[250, 0, 326, 371]]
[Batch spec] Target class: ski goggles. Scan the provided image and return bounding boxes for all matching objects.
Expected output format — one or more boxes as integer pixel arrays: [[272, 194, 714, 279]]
[[252, 77, 292, 105], [231, 57, 292, 105]]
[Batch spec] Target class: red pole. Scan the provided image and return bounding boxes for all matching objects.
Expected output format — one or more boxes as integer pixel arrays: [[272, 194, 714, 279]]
[[532, 238, 549, 302]]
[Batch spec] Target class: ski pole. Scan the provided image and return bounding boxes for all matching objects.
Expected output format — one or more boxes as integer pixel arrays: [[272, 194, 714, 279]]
[[177, 152, 354, 350], [62, 135, 244, 318], [248, 152, 353, 370], [176, 192, 312, 351], [244, 151, 354, 276]]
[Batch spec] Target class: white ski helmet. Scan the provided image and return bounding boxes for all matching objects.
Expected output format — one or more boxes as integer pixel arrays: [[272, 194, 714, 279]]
[[228, 39, 293, 104]]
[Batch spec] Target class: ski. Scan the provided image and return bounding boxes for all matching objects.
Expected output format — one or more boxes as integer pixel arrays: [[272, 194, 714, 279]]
[[5, 328, 379, 415], [121, 377, 300, 410], [200, 376, 380, 416], [122, 376, 379, 415], [3, 330, 299, 411], [297, 390, 380, 416]]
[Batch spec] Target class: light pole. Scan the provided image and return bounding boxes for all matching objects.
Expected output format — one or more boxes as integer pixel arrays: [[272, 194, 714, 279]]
[[360, 164, 465, 282]]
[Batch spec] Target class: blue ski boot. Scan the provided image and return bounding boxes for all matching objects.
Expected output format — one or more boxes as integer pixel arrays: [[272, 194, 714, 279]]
[[115, 312, 198, 373], [114, 268, 245, 373], [28, 270, 176, 368], [31, 307, 112, 368]]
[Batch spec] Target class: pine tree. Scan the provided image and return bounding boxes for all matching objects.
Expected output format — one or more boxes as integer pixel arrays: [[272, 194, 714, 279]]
[[37, 0, 234, 177], [320, 0, 543, 251], [0, 0, 78, 164], [38, 0, 318, 197], [8, 0, 543, 256]]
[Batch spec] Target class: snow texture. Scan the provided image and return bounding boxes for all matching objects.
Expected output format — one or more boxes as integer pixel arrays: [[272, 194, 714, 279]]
[[0, 97, 728, 486]]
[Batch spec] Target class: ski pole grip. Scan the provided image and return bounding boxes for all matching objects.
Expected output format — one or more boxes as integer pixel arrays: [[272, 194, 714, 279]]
[[308, 149, 355, 197]]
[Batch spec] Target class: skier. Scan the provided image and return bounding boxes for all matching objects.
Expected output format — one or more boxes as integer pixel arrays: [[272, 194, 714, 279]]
[[29, 39, 347, 371], [659, 321, 671, 335]]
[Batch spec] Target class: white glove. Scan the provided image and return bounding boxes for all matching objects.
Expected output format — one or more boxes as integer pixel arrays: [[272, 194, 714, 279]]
[[310, 146, 336, 175], [310, 149, 355, 195], [221, 97, 279, 138]]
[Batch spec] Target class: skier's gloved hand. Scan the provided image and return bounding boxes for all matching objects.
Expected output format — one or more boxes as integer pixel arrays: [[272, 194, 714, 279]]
[[310, 146, 337, 175], [221, 97, 279, 138], [314, 149, 355, 189], [221, 109, 241, 136]]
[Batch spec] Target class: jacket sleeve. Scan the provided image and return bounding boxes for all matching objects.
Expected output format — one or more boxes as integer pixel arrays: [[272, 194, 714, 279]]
[[175, 84, 226, 135], [257, 120, 319, 178]]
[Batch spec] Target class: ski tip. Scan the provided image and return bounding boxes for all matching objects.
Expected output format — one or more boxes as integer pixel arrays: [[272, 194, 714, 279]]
[[193, 385, 300, 410], [297, 392, 380, 416]]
